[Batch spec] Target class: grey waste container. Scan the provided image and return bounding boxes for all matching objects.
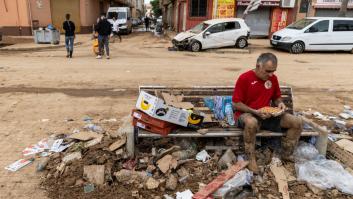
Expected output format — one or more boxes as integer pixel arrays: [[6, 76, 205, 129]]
[[34, 29, 60, 44]]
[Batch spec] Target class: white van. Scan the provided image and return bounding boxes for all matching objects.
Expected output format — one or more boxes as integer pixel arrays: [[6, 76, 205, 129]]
[[172, 18, 250, 52], [107, 7, 132, 34], [271, 17, 353, 53]]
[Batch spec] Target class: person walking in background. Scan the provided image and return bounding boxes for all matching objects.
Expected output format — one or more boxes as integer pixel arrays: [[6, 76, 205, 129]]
[[95, 15, 112, 59], [111, 16, 122, 43], [144, 16, 150, 32], [63, 14, 75, 58]]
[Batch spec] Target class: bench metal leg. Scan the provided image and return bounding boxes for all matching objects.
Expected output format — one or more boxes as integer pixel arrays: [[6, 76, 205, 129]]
[[126, 125, 135, 158], [302, 116, 328, 156]]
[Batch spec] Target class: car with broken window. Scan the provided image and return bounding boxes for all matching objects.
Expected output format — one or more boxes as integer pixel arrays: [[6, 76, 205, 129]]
[[172, 18, 250, 52], [271, 17, 353, 54]]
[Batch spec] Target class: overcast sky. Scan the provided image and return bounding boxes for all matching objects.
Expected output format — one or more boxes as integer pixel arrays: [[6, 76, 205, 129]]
[[144, 0, 150, 4]]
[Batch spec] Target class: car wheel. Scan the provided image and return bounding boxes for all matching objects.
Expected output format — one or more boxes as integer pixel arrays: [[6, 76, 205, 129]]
[[189, 41, 201, 52], [290, 41, 305, 54], [236, 38, 248, 48]]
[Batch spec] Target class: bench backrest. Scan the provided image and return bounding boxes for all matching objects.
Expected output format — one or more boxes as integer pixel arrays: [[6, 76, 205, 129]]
[[140, 86, 294, 114]]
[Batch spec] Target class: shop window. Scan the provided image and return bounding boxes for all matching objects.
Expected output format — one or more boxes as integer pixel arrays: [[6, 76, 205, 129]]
[[207, 23, 224, 34], [299, 0, 309, 13], [224, 22, 241, 31], [333, 20, 353, 31], [307, 20, 329, 32], [190, 0, 207, 17]]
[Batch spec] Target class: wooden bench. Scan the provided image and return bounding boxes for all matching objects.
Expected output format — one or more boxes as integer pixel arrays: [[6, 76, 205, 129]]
[[126, 86, 326, 157]]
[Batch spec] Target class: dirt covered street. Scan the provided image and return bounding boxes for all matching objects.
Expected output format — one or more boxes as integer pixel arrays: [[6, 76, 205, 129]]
[[0, 32, 353, 198]]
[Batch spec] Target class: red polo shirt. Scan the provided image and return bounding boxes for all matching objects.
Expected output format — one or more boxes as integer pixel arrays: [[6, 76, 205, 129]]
[[232, 70, 281, 119]]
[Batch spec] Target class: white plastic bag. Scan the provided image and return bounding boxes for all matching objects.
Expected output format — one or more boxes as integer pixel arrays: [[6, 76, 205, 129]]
[[196, 150, 211, 163], [295, 142, 353, 195], [294, 141, 322, 163]]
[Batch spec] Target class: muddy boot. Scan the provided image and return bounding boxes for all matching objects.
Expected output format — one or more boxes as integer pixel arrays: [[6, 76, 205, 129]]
[[69, 51, 73, 58], [66, 50, 70, 58], [244, 142, 259, 174]]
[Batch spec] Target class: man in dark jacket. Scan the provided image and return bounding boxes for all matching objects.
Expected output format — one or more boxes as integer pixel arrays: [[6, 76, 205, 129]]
[[63, 14, 75, 58], [95, 15, 112, 59], [144, 16, 150, 32]]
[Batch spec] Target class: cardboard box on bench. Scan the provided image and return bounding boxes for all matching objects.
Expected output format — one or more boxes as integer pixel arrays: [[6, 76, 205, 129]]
[[136, 91, 204, 128]]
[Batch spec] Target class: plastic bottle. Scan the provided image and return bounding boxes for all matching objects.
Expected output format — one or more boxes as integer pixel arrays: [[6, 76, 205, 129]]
[[225, 103, 235, 126]]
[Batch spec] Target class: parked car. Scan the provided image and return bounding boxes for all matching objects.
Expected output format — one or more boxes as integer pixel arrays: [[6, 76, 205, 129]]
[[132, 18, 139, 27], [172, 18, 250, 52], [107, 7, 132, 34], [271, 17, 353, 54]]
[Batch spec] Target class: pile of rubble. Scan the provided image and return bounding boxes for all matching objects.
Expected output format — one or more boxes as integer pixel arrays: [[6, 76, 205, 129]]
[[5, 112, 353, 198]]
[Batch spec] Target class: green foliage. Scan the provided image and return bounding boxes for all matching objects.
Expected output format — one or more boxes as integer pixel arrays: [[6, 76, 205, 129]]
[[150, 0, 162, 17]]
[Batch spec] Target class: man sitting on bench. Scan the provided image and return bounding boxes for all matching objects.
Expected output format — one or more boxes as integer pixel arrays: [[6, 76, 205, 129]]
[[232, 52, 303, 173]]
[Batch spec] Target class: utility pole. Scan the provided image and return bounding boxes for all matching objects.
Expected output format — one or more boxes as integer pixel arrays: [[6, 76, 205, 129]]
[[337, 0, 349, 17]]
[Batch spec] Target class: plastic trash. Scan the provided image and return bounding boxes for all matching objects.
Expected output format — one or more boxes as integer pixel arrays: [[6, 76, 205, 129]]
[[295, 142, 353, 195], [84, 184, 95, 193], [164, 194, 174, 199], [214, 96, 225, 120], [203, 97, 214, 111], [84, 123, 103, 133], [225, 103, 235, 126], [296, 159, 353, 194], [222, 96, 232, 115], [82, 116, 93, 122], [293, 142, 321, 163], [36, 157, 50, 172], [213, 169, 253, 198], [176, 189, 193, 199], [196, 150, 211, 163], [5, 158, 34, 172]]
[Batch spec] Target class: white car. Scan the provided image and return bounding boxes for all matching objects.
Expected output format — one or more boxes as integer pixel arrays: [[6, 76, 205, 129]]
[[107, 7, 132, 34], [172, 18, 250, 52], [271, 17, 353, 54]]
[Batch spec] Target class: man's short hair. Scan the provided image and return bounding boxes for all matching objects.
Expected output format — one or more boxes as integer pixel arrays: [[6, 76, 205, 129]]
[[65, 14, 70, 20], [256, 53, 277, 66]]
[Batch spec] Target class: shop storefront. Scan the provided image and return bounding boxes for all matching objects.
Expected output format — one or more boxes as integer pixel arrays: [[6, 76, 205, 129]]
[[236, 0, 294, 37]]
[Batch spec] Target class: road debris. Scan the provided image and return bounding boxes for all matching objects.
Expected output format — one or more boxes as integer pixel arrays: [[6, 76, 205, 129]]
[[83, 165, 105, 185], [5, 158, 34, 172]]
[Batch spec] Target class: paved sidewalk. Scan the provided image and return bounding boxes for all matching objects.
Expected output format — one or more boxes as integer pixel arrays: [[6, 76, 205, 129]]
[[0, 34, 91, 52]]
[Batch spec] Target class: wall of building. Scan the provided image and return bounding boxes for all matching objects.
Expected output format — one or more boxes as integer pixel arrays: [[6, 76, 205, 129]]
[[296, 0, 316, 20], [0, 0, 31, 35], [185, 0, 213, 30], [80, 0, 100, 33], [29, 0, 52, 27]]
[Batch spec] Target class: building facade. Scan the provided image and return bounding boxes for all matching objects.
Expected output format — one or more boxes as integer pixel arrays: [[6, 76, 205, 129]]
[[296, 0, 353, 20], [0, 0, 141, 36], [170, 0, 296, 36]]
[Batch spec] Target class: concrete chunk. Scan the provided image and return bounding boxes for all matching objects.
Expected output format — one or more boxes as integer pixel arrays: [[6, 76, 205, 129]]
[[83, 165, 105, 185]]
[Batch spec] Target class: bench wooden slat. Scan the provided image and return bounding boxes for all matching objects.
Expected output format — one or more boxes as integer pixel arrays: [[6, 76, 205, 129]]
[[137, 129, 319, 138]]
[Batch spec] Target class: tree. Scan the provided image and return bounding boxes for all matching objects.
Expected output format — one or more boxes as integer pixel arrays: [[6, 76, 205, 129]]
[[337, 0, 349, 17], [150, 0, 162, 17]]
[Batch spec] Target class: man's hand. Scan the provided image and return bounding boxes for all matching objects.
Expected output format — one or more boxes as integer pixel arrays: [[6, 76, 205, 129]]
[[278, 102, 286, 111]]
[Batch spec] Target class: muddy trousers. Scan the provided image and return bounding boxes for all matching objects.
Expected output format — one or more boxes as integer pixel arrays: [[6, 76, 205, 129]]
[[243, 118, 302, 163], [243, 121, 258, 172]]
